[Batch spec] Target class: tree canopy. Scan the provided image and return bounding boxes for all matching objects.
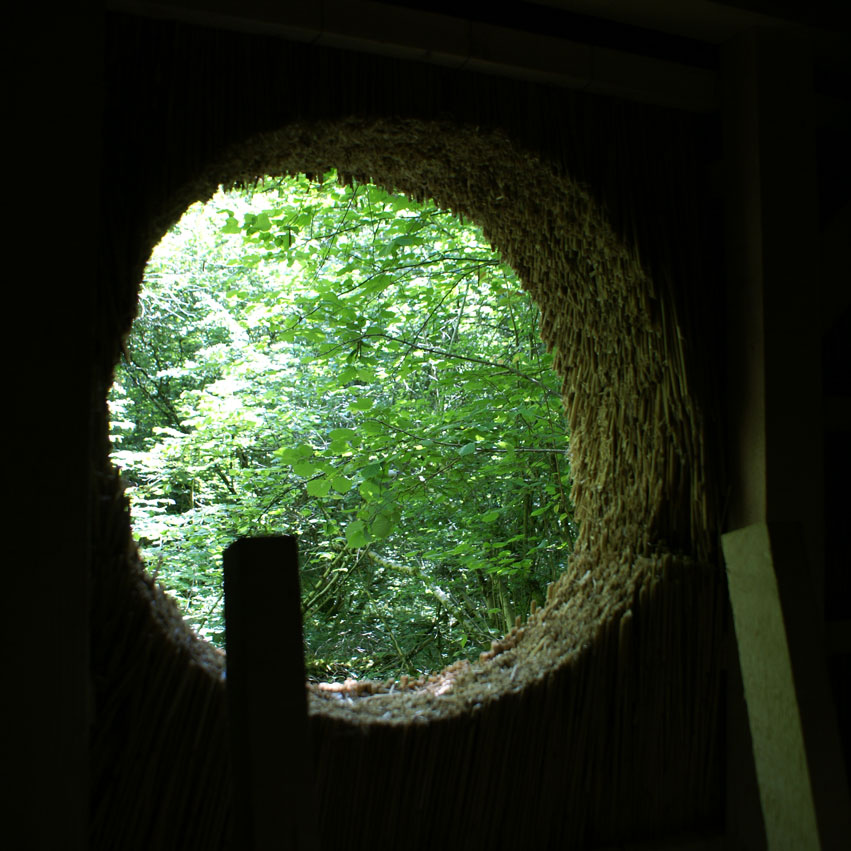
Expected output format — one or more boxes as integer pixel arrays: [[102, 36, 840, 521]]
[[110, 171, 575, 681]]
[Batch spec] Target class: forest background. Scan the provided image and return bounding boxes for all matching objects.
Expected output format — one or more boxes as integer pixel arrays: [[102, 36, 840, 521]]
[[110, 172, 575, 681]]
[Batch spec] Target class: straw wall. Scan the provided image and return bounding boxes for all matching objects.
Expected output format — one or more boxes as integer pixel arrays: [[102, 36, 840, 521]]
[[91, 13, 726, 849]]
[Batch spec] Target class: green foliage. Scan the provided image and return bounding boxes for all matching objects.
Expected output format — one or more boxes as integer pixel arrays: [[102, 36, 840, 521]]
[[110, 171, 576, 679]]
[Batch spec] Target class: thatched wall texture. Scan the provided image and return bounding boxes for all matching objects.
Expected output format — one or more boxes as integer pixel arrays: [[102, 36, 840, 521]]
[[92, 13, 726, 849]]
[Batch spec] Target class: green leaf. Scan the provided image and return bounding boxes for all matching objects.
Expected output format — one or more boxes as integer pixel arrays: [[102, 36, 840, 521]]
[[349, 397, 373, 412], [306, 478, 331, 498], [362, 274, 395, 294], [530, 503, 554, 517], [276, 443, 314, 464], [391, 235, 425, 248], [329, 427, 358, 443], [331, 475, 353, 494], [345, 520, 368, 549], [457, 442, 477, 456], [370, 511, 396, 540], [358, 480, 380, 501], [293, 461, 320, 477]]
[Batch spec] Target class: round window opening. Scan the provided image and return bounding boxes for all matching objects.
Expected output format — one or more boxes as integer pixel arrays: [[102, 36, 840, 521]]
[[110, 171, 576, 683]]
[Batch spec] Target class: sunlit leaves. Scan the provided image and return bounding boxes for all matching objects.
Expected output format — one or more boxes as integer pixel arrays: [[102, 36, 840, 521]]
[[331, 475, 353, 494], [348, 397, 373, 413], [345, 520, 368, 549], [109, 170, 575, 681], [306, 478, 332, 498], [274, 444, 314, 465], [221, 213, 240, 234], [370, 507, 400, 540], [358, 479, 381, 501], [292, 461, 320, 477]]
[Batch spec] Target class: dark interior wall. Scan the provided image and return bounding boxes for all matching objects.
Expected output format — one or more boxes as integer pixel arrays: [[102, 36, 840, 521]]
[[9, 6, 848, 851], [9, 7, 104, 850], [10, 4, 848, 851]]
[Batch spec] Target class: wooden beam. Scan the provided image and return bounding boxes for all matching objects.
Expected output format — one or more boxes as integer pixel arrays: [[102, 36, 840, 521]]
[[105, 0, 717, 110], [224, 536, 318, 851], [721, 28, 823, 542]]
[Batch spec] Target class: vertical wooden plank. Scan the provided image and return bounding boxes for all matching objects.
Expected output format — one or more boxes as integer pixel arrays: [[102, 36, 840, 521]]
[[724, 525, 821, 851], [721, 28, 824, 607], [724, 523, 851, 851], [721, 28, 848, 851], [224, 536, 318, 850]]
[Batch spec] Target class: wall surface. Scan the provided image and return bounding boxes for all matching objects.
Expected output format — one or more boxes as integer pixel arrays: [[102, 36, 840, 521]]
[[9, 3, 850, 850]]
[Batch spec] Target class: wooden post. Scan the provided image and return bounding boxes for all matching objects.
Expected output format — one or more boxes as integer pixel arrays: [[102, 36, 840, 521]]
[[224, 536, 318, 850], [721, 29, 850, 850]]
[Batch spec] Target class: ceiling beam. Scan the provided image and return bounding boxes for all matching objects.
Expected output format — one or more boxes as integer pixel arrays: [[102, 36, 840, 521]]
[[106, 0, 718, 111]]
